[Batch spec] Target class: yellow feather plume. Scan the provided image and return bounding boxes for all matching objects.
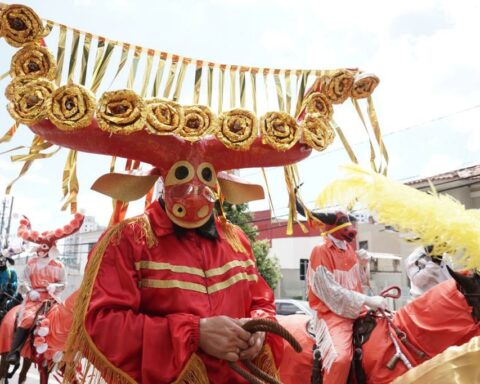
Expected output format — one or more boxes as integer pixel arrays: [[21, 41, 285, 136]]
[[316, 163, 480, 269]]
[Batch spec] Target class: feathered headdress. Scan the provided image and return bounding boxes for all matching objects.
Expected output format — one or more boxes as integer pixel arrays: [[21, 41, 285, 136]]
[[316, 163, 480, 268]]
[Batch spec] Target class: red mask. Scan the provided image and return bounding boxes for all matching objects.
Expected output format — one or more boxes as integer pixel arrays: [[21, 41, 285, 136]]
[[323, 212, 357, 243], [163, 161, 218, 229]]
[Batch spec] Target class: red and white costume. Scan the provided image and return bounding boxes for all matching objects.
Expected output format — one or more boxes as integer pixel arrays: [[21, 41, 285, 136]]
[[307, 235, 366, 384]]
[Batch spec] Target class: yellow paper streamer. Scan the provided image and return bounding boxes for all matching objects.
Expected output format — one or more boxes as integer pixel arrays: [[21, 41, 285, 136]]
[[250, 68, 258, 114], [61, 149, 79, 213], [0, 122, 18, 144], [193, 60, 203, 104], [163, 55, 179, 98], [207, 64, 213, 107], [90, 41, 116, 93], [140, 49, 155, 98], [368, 96, 389, 175], [152, 52, 167, 97], [172, 58, 190, 102], [79, 33, 92, 86], [285, 70, 292, 115], [239, 67, 246, 108], [55, 24, 67, 85], [126, 46, 142, 90], [229, 65, 237, 109], [67, 29, 80, 83], [107, 42, 130, 90], [353, 98, 378, 172], [218, 65, 225, 113], [274, 70, 285, 112], [330, 119, 359, 164], [294, 70, 310, 117]]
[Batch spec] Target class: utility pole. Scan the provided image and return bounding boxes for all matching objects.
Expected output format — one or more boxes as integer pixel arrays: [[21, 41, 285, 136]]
[[5, 196, 14, 249], [0, 197, 6, 249], [0, 196, 14, 249]]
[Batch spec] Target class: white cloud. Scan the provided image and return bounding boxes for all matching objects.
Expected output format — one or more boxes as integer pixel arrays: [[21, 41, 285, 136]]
[[420, 154, 462, 177]]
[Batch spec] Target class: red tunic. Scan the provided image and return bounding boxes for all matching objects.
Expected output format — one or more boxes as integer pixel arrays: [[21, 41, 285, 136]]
[[85, 201, 282, 383]]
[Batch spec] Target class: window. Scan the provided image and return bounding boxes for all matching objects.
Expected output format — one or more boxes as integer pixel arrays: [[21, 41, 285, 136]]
[[359, 240, 369, 250], [299, 259, 309, 281]]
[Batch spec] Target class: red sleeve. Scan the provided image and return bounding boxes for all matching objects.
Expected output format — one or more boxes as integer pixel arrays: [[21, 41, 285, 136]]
[[238, 229, 284, 366], [84, 227, 199, 383]]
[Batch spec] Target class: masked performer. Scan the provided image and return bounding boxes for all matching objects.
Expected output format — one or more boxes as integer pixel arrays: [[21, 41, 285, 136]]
[[296, 200, 386, 384], [3, 214, 84, 365], [406, 245, 451, 299]]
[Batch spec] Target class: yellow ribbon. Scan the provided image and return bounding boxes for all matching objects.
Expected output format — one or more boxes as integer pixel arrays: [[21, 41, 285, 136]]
[[140, 49, 154, 98], [239, 68, 246, 108], [250, 68, 258, 114], [368, 96, 389, 175], [207, 64, 213, 107], [90, 41, 115, 93], [274, 70, 285, 112], [67, 29, 80, 83], [127, 46, 142, 90], [0, 123, 18, 144], [79, 33, 92, 86], [152, 52, 167, 97], [330, 119, 359, 164], [163, 55, 178, 98], [229, 65, 237, 109], [172, 58, 190, 102], [107, 42, 130, 90], [353, 98, 378, 173], [55, 25, 67, 85], [285, 70, 292, 114], [218, 65, 225, 113], [320, 222, 352, 236], [193, 60, 203, 104]]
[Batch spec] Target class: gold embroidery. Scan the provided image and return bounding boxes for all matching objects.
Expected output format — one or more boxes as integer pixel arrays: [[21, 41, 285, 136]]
[[207, 272, 258, 294], [135, 261, 205, 277], [139, 279, 207, 293], [205, 259, 255, 277]]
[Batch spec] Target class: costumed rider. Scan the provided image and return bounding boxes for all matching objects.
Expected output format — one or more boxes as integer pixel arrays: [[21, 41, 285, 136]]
[[5, 213, 84, 365], [406, 244, 452, 299], [0, 247, 20, 312], [296, 197, 386, 384]]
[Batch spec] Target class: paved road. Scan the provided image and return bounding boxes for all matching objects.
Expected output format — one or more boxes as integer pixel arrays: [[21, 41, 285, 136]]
[[9, 368, 55, 383]]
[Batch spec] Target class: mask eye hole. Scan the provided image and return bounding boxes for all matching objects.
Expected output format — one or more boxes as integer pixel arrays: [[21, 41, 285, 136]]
[[175, 166, 190, 180], [165, 161, 194, 186], [197, 162, 216, 187], [172, 203, 186, 217]]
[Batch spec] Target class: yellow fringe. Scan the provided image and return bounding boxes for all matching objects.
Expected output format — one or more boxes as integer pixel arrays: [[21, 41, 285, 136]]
[[63, 216, 157, 384], [173, 353, 209, 384], [252, 345, 280, 380], [218, 216, 248, 255]]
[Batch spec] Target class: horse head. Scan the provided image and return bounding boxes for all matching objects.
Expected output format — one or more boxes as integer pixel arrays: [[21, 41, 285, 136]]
[[447, 265, 480, 322]]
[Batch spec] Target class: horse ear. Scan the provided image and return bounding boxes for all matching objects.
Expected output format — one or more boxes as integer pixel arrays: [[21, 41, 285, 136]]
[[6, 257, 14, 265], [447, 265, 475, 292]]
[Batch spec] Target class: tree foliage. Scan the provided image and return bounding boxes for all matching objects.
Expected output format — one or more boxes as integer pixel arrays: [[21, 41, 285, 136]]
[[222, 202, 281, 289]]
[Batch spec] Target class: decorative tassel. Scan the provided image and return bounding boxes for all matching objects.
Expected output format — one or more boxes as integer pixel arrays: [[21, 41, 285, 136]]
[[63, 216, 155, 384], [173, 353, 209, 384], [218, 216, 247, 255]]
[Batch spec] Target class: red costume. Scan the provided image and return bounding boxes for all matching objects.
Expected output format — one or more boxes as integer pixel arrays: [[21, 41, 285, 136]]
[[84, 201, 281, 383]]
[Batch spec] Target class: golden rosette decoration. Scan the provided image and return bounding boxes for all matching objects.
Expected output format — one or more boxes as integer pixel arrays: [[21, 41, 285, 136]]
[[324, 70, 354, 104], [48, 84, 96, 131], [301, 113, 335, 151], [302, 92, 333, 120], [145, 98, 184, 135], [216, 109, 258, 150], [5, 74, 38, 101], [179, 105, 218, 142], [97, 90, 147, 135], [0, 4, 44, 47], [351, 72, 380, 99], [7, 77, 56, 125], [10, 43, 56, 80], [260, 111, 300, 151]]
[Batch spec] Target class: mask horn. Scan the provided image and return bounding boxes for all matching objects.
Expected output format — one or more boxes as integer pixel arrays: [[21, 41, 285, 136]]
[[91, 173, 160, 202]]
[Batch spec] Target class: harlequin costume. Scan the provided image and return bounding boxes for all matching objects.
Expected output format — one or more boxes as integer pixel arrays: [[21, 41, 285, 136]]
[[3, 214, 84, 365]]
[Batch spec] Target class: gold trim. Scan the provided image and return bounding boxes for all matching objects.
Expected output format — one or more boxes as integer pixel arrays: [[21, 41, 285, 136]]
[[139, 278, 207, 293], [205, 259, 255, 277], [135, 261, 205, 277], [208, 272, 258, 294]]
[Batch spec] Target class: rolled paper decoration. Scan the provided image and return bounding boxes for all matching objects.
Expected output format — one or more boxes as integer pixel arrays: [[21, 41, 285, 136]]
[[179, 105, 218, 141], [216, 108, 258, 150], [260, 111, 300, 151], [0, 4, 44, 47], [48, 84, 96, 131], [145, 98, 184, 135], [351, 72, 380, 99], [10, 43, 57, 80], [302, 92, 333, 120], [301, 113, 335, 151], [4, 75, 37, 101], [7, 77, 57, 125], [96, 89, 147, 135], [325, 69, 354, 104]]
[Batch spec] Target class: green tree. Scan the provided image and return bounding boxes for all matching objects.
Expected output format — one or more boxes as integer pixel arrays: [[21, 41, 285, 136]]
[[222, 202, 281, 289]]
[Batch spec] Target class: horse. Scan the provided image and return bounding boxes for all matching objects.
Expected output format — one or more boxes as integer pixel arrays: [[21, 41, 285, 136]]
[[278, 268, 480, 384], [0, 291, 78, 384]]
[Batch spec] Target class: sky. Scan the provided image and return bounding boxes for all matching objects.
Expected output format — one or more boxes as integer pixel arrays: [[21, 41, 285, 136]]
[[0, 0, 480, 234]]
